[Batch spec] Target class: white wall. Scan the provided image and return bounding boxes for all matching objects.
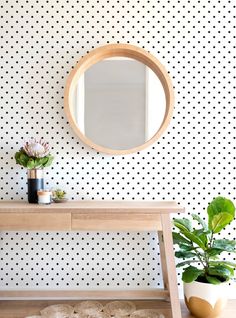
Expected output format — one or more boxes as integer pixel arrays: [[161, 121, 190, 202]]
[[0, 0, 235, 297]]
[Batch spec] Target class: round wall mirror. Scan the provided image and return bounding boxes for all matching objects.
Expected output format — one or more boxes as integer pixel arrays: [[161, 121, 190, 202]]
[[64, 44, 174, 155]]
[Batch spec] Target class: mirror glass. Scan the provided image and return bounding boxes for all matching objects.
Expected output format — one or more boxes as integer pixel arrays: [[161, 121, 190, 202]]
[[71, 57, 166, 150]]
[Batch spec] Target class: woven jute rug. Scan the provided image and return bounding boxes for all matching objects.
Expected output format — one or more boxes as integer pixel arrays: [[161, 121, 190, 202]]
[[25, 300, 165, 318]]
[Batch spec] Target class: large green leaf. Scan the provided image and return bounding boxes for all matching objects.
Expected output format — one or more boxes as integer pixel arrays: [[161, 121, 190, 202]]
[[26, 158, 36, 169], [175, 250, 197, 259], [192, 214, 208, 231], [192, 229, 209, 247], [210, 212, 234, 233], [207, 247, 225, 257], [180, 229, 206, 250], [182, 266, 204, 283], [33, 155, 54, 168], [176, 260, 199, 268], [178, 243, 195, 251], [222, 265, 235, 277], [173, 218, 192, 232], [192, 229, 210, 237], [36, 157, 48, 167], [15, 152, 20, 161], [217, 264, 235, 277], [207, 265, 233, 278], [172, 232, 192, 246], [43, 154, 54, 167], [205, 275, 222, 284], [209, 260, 236, 268], [15, 151, 29, 168], [207, 197, 235, 232], [212, 239, 236, 252]]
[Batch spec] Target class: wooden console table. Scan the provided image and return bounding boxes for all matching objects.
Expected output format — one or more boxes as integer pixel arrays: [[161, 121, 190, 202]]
[[0, 201, 184, 318]]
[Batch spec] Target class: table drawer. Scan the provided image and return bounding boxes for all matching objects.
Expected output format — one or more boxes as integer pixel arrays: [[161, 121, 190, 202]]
[[0, 213, 71, 230], [71, 213, 162, 231]]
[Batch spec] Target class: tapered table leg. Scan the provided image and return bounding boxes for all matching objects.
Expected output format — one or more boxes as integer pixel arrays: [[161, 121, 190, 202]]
[[160, 213, 182, 318]]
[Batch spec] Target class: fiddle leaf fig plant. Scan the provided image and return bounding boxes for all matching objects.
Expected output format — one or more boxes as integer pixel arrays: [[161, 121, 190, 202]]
[[173, 196, 236, 284]]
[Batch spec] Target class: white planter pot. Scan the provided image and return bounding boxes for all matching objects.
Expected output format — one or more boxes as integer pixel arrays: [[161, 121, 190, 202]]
[[184, 280, 228, 318]]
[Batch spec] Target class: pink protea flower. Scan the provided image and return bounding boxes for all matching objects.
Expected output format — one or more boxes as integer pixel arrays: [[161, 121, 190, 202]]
[[23, 138, 50, 158]]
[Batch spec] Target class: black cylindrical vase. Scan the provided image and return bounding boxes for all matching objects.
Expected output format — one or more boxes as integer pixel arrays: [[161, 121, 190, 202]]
[[27, 169, 44, 203]]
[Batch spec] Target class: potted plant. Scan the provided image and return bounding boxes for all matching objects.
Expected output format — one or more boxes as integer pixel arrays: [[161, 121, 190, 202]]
[[173, 196, 236, 318], [52, 189, 68, 203], [15, 138, 54, 203]]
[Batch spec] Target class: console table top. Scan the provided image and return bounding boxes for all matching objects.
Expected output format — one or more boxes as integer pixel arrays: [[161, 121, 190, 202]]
[[0, 201, 184, 214]]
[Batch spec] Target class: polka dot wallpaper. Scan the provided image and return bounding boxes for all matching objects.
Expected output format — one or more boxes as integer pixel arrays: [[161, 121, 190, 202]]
[[0, 0, 235, 295]]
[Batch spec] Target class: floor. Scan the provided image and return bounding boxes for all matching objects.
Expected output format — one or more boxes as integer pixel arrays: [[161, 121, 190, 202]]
[[0, 299, 235, 318]]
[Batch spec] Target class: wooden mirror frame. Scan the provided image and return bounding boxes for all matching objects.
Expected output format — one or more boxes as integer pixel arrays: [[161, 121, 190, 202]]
[[64, 44, 174, 155]]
